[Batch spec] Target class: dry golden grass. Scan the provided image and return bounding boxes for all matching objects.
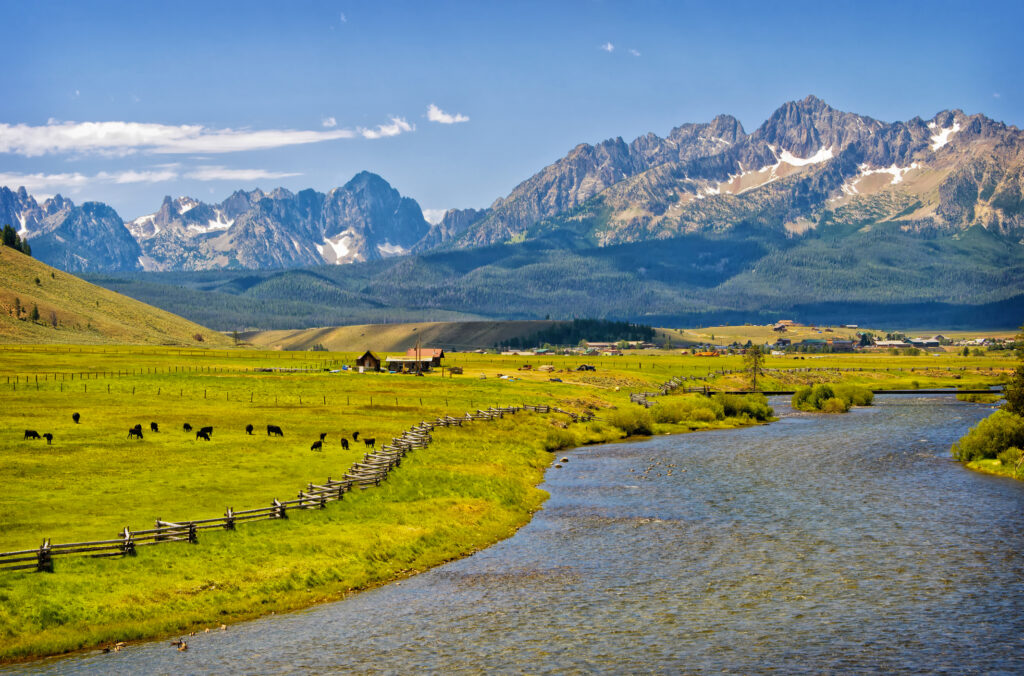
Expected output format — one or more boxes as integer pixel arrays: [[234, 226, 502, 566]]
[[0, 247, 231, 347]]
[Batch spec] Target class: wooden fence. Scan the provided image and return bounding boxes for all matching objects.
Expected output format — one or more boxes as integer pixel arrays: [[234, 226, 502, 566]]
[[0, 403, 584, 573]]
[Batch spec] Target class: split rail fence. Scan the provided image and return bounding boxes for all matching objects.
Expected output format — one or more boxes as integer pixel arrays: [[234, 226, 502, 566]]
[[0, 404, 588, 573]]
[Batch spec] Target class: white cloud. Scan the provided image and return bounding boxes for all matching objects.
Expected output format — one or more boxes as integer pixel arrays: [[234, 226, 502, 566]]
[[0, 168, 178, 192], [993, 92, 1001, 98], [185, 166, 302, 181], [322, 116, 337, 128], [0, 118, 414, 157], [357, 117, 414, 139], [339, 11, 347, 22], [421, 208, 446, 224], [600, 42, 614, 52], [629, 48, 641, 57], [426, 104, 469, 125]]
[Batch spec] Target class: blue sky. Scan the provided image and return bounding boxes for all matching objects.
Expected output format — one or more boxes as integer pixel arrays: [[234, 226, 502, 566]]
[[1, 0, 1021, 221]]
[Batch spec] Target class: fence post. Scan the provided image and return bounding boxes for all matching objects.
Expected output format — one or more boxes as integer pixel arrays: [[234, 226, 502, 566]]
[[188, 523, 198, 544], [121, 527, 136, 557], [225, 507, 235, 530], [37, 539, 53, 573]]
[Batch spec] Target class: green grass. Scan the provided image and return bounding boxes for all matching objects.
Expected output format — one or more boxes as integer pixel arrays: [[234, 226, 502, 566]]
[[0, 346, 1012, 662]]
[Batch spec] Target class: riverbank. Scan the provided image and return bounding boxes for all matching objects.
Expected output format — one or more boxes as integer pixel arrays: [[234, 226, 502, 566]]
[[0, 347, 1010, 663]]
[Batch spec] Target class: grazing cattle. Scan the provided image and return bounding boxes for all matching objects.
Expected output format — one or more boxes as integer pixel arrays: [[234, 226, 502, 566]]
[[340, 438, 349, 450], [319, 432, 327, 441], [183, 423, 192, 432], [267, 425, 284, 437], [196, 430, 211, 441], [310, 440, 323, 451], [150, 422, 159, 433], [43, 433, 53, 445], [128, 425, 144, 440], [363, 437, 376, 449], [24, 430, 41, 440], [198, 426, 213, 437], [352, 431, 360, 441], [245, 424, 254, 435], [72, 412, 80, 424]]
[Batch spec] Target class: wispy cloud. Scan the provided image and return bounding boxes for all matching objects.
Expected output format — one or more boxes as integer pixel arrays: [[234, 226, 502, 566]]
[[339, 11, 347, 22], [629, 48, 641, 57], [185, 166, 301, 181], [993, 92, 1001, 99], [600, 42, 614, 53], [357, 117, 414, 139], [0, 168, 178, 192], [0, 118, 414, 157], [426, 104, 469, 125], [322, 116, 337, 128], [421, 208, 447, 224]]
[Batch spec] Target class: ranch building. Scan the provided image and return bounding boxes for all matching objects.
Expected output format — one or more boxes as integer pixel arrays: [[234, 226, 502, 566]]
[[355, 351, 382, 372], [404, 347, 445, 367]]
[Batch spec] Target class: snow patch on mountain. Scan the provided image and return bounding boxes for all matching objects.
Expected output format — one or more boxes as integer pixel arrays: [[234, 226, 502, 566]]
[[377, 241, 409, 257], [778, 146, 834, 167], [186, 210, 234, 235], [930, 122, 961, 151], [317, 230, 356, 263], [176, 197, 199, 214]]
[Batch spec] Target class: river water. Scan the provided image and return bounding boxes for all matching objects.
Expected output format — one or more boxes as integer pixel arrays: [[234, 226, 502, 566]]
[[9, 396, 1024, 674]]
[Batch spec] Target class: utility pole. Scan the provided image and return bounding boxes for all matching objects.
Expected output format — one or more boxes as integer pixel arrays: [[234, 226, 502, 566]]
[[415, 335, 422, 376]]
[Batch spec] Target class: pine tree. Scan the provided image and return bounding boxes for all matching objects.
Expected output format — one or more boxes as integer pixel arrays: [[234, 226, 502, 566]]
[[31, 304, 40, 322]]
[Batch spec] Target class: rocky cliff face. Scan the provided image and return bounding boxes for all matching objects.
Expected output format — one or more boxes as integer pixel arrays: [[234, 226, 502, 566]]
[[0, 188, 142, 271], [445, 95, 1024, 248], [127, 172, 431, 270]]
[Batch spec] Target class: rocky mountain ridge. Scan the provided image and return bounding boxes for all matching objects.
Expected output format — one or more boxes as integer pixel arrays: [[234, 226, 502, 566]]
[[2, 96, 1022, 273]]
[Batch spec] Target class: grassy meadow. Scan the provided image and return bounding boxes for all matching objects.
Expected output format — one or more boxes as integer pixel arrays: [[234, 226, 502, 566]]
[[0, 345, 1013, 662]]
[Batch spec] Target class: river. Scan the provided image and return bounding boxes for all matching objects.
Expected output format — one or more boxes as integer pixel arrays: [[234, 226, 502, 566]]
[[9, 396, 1024, 674]]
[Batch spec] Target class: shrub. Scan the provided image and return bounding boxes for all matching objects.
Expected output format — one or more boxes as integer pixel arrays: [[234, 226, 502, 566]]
[[997, 446, 1022, 467], [651, 397, 723, 424], [833, 384, 874, 407], [607, 407, 654, 436], [792, 384, 836, 412], [951, 411, 1024, 462], [714, 393, 774, 421], [543, 428, 578, 452], [794, 384, 870, 413], [821, 397, 850, 413]]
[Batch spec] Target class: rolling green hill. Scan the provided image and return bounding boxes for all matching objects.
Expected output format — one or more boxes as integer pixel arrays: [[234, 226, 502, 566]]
[[0, 245, 232, 346]]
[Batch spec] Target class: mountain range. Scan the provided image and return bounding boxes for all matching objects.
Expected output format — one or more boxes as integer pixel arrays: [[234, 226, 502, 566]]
[[3, 96, 1023, 274], [2, 96, 1023, 329]]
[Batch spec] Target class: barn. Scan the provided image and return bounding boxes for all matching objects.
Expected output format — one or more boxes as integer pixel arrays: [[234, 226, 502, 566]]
[[355, 351, 381, 372]]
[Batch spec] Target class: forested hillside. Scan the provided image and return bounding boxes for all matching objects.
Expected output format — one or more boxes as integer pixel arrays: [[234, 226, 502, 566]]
[[87, 220, 1024, 330]]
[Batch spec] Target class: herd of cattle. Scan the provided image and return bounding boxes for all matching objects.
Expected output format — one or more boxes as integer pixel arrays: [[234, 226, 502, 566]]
[[22, 412, 375, 452]]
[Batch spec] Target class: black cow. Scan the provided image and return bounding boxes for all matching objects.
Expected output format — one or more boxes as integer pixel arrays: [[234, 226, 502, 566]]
[[198, 426, 213, 437], [319, 432, 327, 441], [267, 425, 283, 437], [352, 431, 359, 441], [150, 422, 159, 433], [72, 412, 80, 424], [128, 425, 144, 439], [24, 430, 40, 440], [245, 424, 254, 435], [363, 437, 376, 449], [196, 430, 211, 441], [310, 440, 323, 451], [183, 423, 192, 432], [340, 438, 349, 450], [43, 433, 53, 445]]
